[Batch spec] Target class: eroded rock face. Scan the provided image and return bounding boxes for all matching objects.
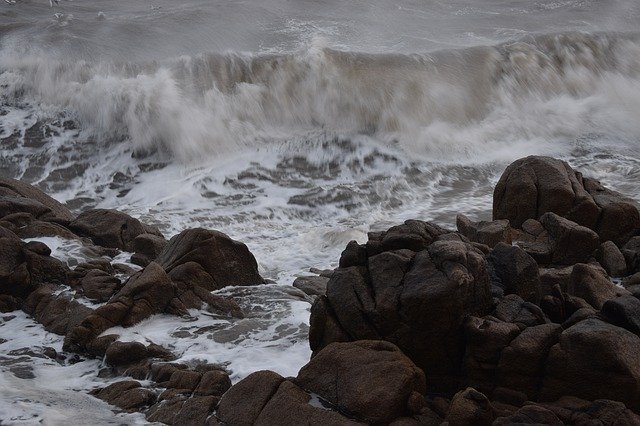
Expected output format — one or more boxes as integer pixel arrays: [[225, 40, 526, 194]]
[[309, 221, 492, 393], [296, 340, 426, 424], [493, 156, 639, 246], [157, 228, 264, 289]]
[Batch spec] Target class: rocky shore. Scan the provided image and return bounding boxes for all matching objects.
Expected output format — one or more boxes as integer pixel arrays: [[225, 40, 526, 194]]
[[2, 155, 640, 425]]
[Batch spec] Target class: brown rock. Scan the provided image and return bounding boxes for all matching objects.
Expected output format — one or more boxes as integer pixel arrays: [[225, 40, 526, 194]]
[[217, 370, 286, 426], [596, 241, 627, 277], [445, 388, 495, 426], [567, 263, 628, 309], [157, 228, 264, 288], [539, 212, 599, 265], [310, 233, 492, 393], [69, 209, 147, 251], [0, 178, 74, 224], [173, 395, 218, 426], [63, 262, 175, 352], [297, 340, 425, 424], [104, 341, 149, 366], [496, 324, 561, 398], [194, 370, 231, 397], [255, 380, 360, 426], [456, 214, 511, 248], [540, 318, 640, 410], [488, 243, 541, 304], [94, 380, 156, 411]]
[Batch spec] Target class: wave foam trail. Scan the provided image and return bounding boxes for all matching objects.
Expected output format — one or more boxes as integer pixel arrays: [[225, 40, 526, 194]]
[[1, 32, 640, 163]]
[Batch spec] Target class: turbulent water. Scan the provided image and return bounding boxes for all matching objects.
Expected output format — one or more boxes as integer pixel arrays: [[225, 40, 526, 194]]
[[2, 0, 640, 423]]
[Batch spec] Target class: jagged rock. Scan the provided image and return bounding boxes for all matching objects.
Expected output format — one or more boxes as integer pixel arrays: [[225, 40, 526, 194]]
[[157, 228, 264, 288], [539, 212, 599, 265], [456, 214, 511, 248], [69, 209, 147, 251], [93, 380, 156, 411], [601, 295, 640, 335], [22, 285, 92, 335], [309, 231, 492, 393], [445, 388, 495, 426], [596, 241, 627, 277], [488, 243, 541, 304], [147, 396, 188, 424], [150, 362, 189, 383], [0, 178, 74, 224], [297, 340, 426, 424], [493, 156, 639, 245], [540, 318, 640, 410], [496, 324, 561, 398], [567, 263, 628, 309]]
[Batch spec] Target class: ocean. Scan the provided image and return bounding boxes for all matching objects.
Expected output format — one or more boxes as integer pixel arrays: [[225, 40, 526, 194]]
[[1, 0, 640, 423]]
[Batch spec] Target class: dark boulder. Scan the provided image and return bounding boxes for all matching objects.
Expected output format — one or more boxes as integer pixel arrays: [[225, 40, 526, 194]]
[[493, 405, 563, 426], [255, 380, 361, 426], [92, 380, 156, 411], [0, 238, 69, 300], [131, 233, 168, 267], [309, 231, 492, 393], [596, 241, 627, 277], [444, 388, 495, 426], [567, 263, 628, 309], [539, 213, 599, 265], [456, 214, 511, 248], [601, 295, 640, 336], [540, 318, 640, 410], [292, 275, 328, 297], [63, 262, 175, 353], [157, 228, 264, 288], [462, 316, 521, 393], [0, 178, 74, 224], [296, 340, 426, 424], [496, 323, 561, 399], [216, 370, 286, 426], [493, 156, 639, 246], [22, 285, 93, 335], [488, 243, 541, 304], [69, 209, 147, 251]]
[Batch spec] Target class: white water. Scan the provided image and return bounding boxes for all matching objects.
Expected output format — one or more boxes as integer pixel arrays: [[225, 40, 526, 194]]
[[2, 0, 640, 423]]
